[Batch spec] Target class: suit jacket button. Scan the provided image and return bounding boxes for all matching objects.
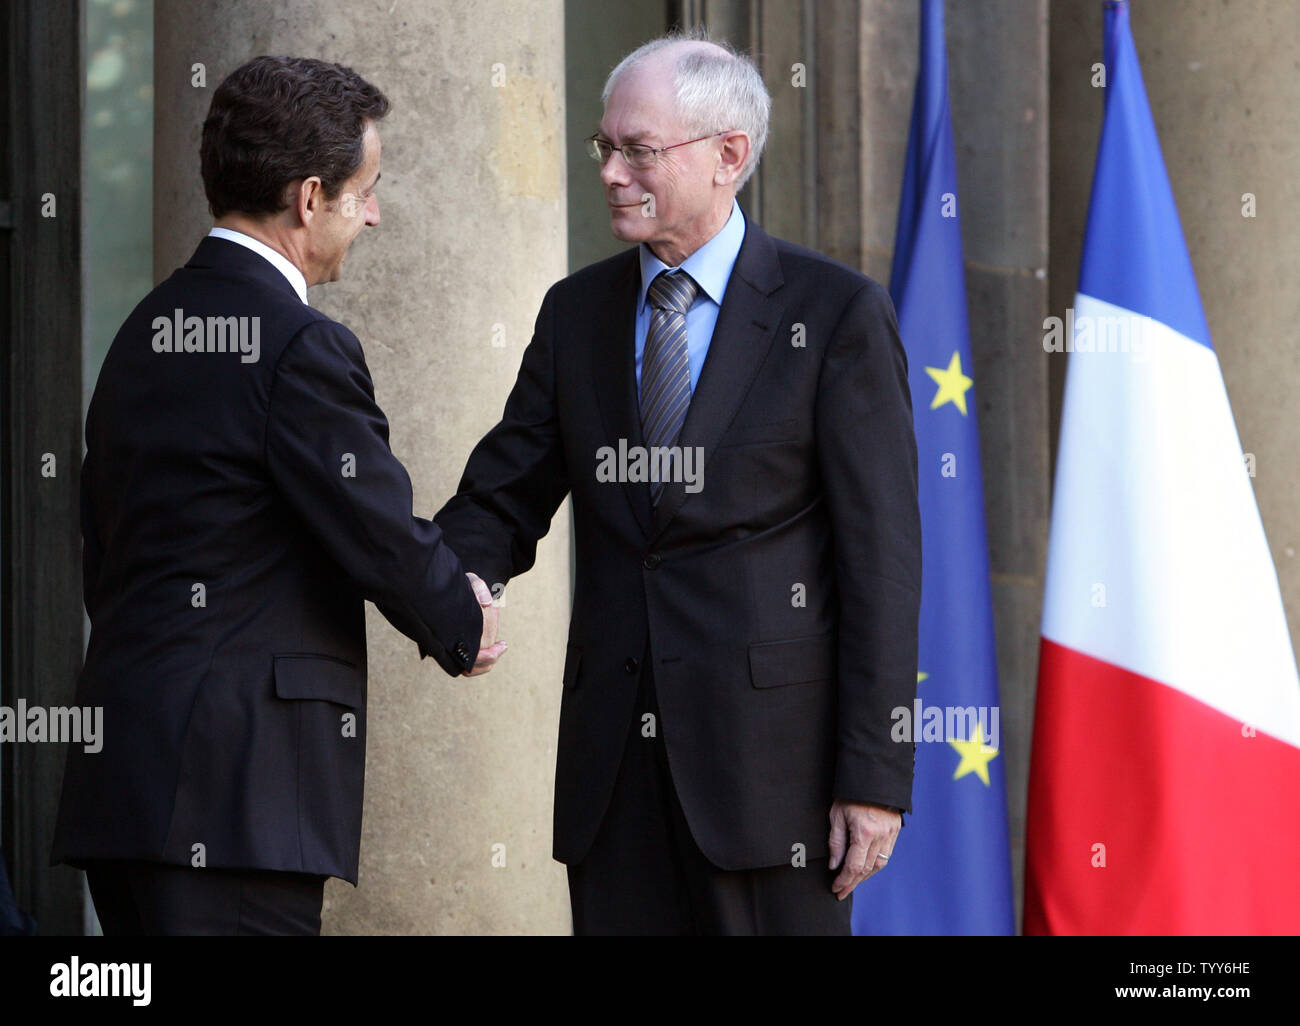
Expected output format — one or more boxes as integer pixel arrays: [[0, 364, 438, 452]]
[[642, 553, 661, 570], [625, 657, 639, 674]]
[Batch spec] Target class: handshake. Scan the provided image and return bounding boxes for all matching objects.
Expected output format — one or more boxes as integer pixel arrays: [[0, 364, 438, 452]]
[[463, 572, 507, 677]]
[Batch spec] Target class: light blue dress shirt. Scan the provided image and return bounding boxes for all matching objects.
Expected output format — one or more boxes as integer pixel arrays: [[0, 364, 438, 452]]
[[635, 199, 746, 395]]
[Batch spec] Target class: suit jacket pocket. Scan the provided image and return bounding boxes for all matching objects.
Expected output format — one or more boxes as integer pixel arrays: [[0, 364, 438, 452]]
[[748, 634, 835, 688], [272, 653, 366, 873], [273, 653, 362, 707], [717, 417, 800, 449], [562, 643, 583, 691]]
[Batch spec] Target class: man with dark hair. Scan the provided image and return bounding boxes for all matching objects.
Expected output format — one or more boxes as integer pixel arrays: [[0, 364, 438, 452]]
[[50, 55, 505, 936], [200, 55, 391, 222]]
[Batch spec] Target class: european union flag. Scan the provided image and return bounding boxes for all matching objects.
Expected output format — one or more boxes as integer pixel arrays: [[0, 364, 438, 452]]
[[852, 0, 1015, 936]]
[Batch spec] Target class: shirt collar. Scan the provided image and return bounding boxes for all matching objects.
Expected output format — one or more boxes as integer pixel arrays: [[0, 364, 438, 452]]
[[207, 226, 309, 304], [638, 198, 746, 313]]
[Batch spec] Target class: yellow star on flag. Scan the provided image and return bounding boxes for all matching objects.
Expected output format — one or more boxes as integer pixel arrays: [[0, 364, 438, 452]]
[[917, 672, 929, 685], [949, 731, 999, 786], [925, 351, 973, 415]]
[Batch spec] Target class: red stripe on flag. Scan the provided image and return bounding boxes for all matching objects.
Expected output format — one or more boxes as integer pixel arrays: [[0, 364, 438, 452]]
[[1025, 638, 1300, 934]]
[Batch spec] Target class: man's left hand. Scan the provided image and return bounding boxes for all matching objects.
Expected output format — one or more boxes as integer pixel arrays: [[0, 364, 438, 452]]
[[828, 800, 900, 901]]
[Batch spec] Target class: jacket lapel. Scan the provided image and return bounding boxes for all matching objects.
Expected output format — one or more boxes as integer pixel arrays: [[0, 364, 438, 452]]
[[649, 217, 786, 541], [592, 253, 654, 536]]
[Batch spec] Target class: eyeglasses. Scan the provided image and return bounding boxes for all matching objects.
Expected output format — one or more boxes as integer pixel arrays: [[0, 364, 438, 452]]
[[585, 132, 730, 170]]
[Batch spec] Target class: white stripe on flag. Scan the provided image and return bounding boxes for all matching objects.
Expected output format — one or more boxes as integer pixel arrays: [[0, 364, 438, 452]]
[[1041, 292, 1300, 746]]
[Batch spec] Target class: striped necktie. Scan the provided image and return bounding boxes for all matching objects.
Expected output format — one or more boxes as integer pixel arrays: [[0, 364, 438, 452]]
[[640, 270, 699, 505]]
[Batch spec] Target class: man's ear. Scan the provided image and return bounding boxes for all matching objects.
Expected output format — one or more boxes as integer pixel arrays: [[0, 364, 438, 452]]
[[714, 132, 751, 187], [293, 176, 324, 227]]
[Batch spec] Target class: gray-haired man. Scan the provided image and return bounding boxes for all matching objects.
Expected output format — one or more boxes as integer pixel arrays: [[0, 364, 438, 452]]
[[437, 33, 921, 935]]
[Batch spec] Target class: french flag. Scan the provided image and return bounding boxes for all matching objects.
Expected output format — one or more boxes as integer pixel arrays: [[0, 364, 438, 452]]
[[1024, 0, 1300, 935]]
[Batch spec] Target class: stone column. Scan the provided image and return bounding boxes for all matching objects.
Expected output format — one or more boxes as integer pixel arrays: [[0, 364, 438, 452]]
[[944, 1, 1050, 935], [154, 0, 571, 934]]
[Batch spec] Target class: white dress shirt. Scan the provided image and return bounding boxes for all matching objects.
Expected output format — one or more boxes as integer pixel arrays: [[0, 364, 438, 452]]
[[207, 226, 308, 304]]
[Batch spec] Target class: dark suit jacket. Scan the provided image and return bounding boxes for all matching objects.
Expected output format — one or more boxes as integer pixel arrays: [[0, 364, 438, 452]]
[[51, 236, 482, 885], [435, 212, 921, 871]]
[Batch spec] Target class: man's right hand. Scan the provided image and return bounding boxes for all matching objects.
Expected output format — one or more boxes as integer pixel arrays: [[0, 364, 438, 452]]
[[463, 572, 507, 676]]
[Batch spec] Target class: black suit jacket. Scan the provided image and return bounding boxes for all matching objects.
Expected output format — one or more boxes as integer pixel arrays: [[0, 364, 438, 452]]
[[435, 212, 922, 871], [51, 236, 482, 884]]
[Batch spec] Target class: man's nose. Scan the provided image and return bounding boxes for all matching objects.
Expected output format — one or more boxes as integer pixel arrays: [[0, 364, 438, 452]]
[[365, 192, 380, 226], [600, 149, 632, 188]]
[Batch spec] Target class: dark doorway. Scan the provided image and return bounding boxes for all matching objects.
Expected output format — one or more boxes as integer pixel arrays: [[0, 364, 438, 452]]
[[2, 0, 86, 936]]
